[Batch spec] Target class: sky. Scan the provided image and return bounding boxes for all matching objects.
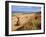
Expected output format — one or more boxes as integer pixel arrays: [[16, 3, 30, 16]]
[[12, 5, 41, 12]]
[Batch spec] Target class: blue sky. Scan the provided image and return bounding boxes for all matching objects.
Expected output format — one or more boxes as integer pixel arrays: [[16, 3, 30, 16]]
[[12, 6, 41, 12]]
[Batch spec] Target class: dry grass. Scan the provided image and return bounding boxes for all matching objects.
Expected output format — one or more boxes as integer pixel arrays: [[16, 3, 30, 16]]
[[11, 13, 41, 31]]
